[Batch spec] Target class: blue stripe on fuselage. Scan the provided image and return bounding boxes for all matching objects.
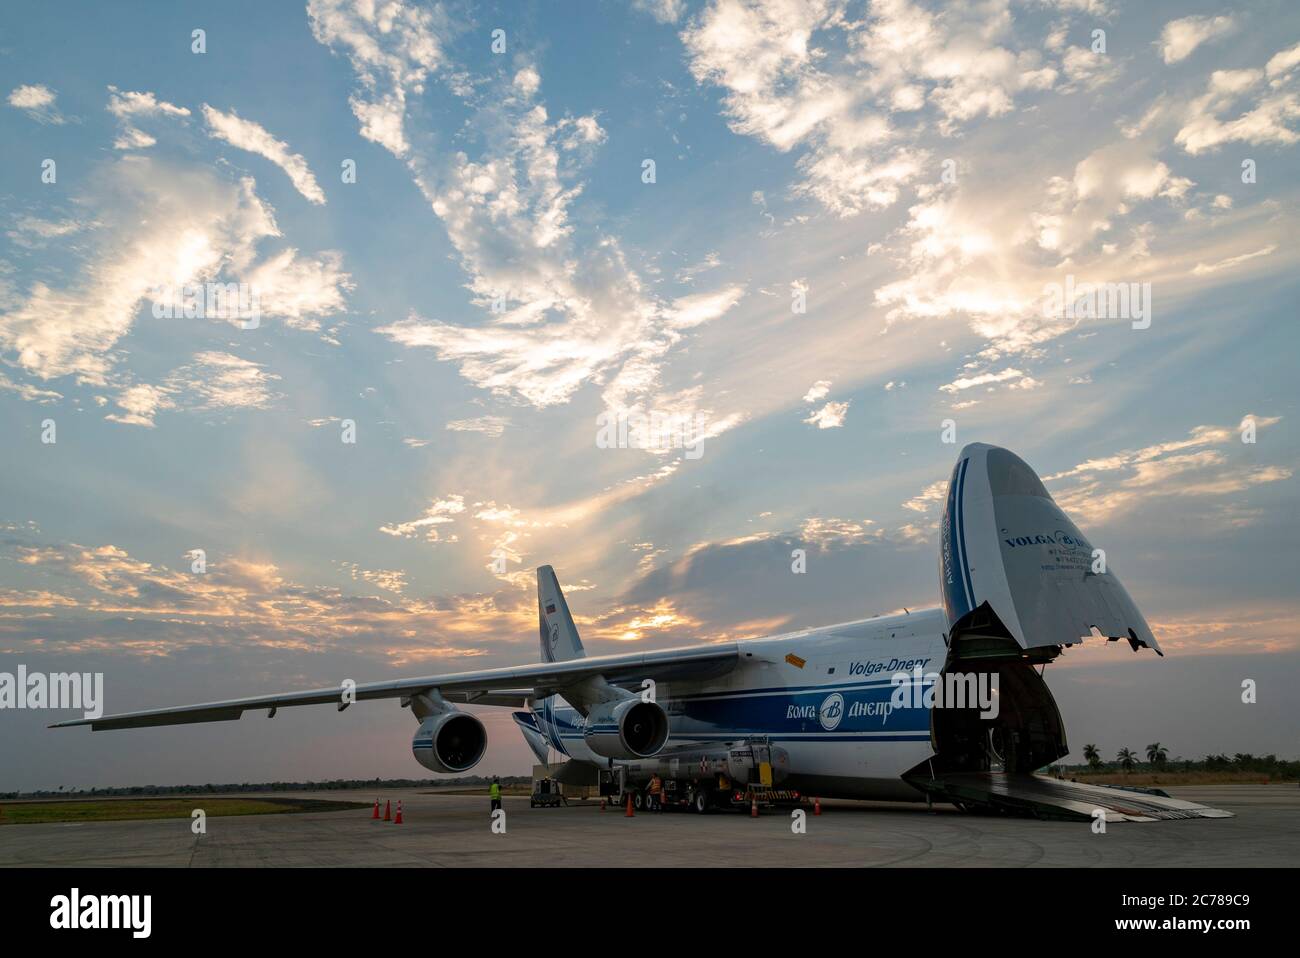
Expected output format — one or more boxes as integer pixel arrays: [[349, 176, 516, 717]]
[[543, 696, 569, 757], [943, 456, 972, 620], [955, 456, 977, 612], [536, 678, 934, 746]]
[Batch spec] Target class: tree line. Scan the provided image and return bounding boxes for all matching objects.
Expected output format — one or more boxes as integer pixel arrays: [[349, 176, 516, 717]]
[[1072, 744, 1298, 777]]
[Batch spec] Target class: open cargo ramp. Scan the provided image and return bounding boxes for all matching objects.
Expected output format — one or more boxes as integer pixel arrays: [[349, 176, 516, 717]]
[[911, 772, 1235, 822]]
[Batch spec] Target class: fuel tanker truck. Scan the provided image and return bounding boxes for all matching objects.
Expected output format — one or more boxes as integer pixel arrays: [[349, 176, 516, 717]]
[[514, 704, 801, 812]]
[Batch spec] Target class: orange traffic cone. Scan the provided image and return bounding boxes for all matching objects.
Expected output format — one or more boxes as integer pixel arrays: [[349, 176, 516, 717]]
[[625, 794, 635, 817], [600, 798, 606, 812], [383, 799, 392, 821], [394, 801, 403, 825], [813, 797, 821, 816], [372, 799, 380, 819], [750, 794, 759, 818]]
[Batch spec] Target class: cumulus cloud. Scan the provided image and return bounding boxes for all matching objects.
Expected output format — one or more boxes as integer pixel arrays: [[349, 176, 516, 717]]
[[374, 131, 677, 409], [202, 105, 327, 204], [683, 12, 1298, 413], [871, 129, 1212, 382], [107, 87, 190, 149], [104, 352, 282, 427], [8, 83, 64, 123], [682, 0, 925, 216], [802, 379, 831, 403], [0, 158, 273, 384], [1174, 43, 1300, 154], [680, 0, 1092, 217], [307, 0, 451, 158], [0, 533, 532, 664], [0, 155, 351, 391], [902, 479, 947, 514], [803, 399, 849, 429], [107, 87, 190, 119], [312, 1, 743, 434], [242, 248, 352, 328], [1034, 139, 1193, 256], [340, 562, 408, 594], [674, 5, 1278, 420], [104, 383, 171, 427], [1158, 15, 1235, 65], [166, 351, 282, 412], [1046, 416, 1290, 524]]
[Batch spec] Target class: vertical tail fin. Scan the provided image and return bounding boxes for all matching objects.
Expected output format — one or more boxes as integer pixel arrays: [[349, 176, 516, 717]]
[[537, 565, 585, 663]]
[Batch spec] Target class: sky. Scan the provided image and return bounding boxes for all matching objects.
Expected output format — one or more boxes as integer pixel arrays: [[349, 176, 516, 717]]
[[0, 0, 1297, 791]]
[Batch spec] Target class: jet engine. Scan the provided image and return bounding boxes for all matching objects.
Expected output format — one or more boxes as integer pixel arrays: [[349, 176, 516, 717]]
[[411, 710, 487, 773], [582, 698, 669, 759]]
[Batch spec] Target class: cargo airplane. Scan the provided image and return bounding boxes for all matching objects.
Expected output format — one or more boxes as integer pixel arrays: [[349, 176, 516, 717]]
[[53, 444, 1230, 821]]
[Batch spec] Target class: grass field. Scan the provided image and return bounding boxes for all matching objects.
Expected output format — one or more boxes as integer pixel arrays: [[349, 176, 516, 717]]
[[0, 796, 369, 825]]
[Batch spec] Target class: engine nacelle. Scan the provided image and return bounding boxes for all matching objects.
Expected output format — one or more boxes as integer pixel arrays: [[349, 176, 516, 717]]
[[582, 698, 669, 759], [411, 711, 487, 773]]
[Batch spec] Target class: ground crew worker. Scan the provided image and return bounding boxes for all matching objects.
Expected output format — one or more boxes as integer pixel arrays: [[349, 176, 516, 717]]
[[489, 776, 502, 814], [648, 774, 662, 813]]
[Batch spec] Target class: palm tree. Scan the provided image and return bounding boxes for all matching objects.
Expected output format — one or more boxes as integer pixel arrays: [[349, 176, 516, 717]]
[[1117, 747, 1137, 773], [1146, 743, 1168, 768], [1083, 744, 1102, 769]]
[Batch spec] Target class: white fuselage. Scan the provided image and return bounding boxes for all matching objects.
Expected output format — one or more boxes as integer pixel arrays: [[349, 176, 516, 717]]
[[533, 608, 949, 801]]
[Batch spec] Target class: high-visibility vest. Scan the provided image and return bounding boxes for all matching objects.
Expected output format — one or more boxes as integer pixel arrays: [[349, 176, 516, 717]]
[[490, 782, 501, 799]]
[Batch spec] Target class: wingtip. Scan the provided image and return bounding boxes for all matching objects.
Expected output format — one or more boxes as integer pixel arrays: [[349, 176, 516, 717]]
[[48, 717, 94, 729]]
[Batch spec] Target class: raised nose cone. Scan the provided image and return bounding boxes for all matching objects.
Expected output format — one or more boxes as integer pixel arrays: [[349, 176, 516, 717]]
[[941, 441, 1160, 655]]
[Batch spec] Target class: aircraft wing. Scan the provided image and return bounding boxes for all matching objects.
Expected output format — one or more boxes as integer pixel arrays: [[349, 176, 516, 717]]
[[49, 643, 739, 731]]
